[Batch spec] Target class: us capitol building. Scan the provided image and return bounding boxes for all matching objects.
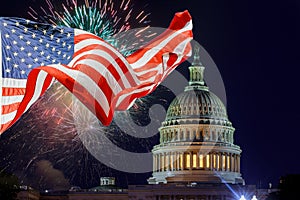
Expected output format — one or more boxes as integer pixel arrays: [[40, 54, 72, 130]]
[[148, 47, 244, 186], [17, 48, 271, 200]]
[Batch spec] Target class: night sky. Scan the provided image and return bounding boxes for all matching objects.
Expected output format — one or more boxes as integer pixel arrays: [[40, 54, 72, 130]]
[[1, 0, 300, 189]]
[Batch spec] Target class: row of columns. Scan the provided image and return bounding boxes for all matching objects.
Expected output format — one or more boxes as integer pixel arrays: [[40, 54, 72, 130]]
[[153, 151, 240, 173], [160, 128, 233, 144], [168, 103, 224, 117]]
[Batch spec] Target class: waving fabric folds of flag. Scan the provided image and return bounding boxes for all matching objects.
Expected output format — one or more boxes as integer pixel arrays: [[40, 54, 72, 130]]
[[0, 10, 193, 134]]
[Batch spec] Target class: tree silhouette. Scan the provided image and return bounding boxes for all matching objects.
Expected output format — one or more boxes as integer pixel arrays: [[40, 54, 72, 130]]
[[0, 170, 20, 200]]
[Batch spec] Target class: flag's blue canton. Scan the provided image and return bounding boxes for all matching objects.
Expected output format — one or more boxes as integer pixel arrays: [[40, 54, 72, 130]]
[[1, 18, 75, 79]]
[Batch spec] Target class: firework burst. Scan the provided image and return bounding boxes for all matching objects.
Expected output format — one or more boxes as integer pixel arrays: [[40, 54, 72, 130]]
[[0, 0, 166, 189], [28, 0, 153, 56], [25, 0, 157, 134], [26, 0, 159, 134]]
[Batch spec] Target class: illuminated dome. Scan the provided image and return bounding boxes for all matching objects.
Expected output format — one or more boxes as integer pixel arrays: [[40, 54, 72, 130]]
[[148, 47, 244, 185], [165, 88, 229, 123], [164, 47, 230, 128]]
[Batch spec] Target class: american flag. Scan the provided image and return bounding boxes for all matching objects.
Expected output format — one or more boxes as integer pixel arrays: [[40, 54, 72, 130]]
[[0, 10, 193, 134]]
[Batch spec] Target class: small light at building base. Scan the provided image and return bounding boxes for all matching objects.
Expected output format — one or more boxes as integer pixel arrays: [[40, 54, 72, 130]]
[[239, 195, 246, 200]]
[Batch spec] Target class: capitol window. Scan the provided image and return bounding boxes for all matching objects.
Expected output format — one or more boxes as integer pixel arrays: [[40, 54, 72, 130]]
[[199, 154, 204, 168], [206, 154, 210, 168], [222, 154, 226, 170], [227, 155, 231, 171], [196, 131, 200, 140], [213, 154, 217, 169], [161, 155, 165, 171], [180, 154, 183, 169], [193, 153, 197, 168], [186, 154, 191, 168]]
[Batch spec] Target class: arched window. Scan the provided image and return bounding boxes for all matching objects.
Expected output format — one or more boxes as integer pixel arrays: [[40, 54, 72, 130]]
[[165, 154, 169, 171], [188, 106, 192, 115], [213, 154, 217, 169], [161, 132, 165, 143], [192, 153, 197, 168], [222, 154, 226, 170], [186, 153, 191, 169], [206, 154, 210, 169], [211, 131, 215, 141], [196, 131, 200, 140], [180, 131, 184, 140], [206, 129, 210, 140], [227, 154, 231, 171], [191, 130, 196, 140], [199, 154, 204, 168], [200, 129, 203, 141], [170, 153, 174, 170], [180, 153, 183, 169], [171, 131, 175, 141], [231, 154, 235, 172], [161, 154, 165, 171]]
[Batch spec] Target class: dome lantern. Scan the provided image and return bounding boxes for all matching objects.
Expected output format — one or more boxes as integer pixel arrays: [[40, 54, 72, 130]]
[[185, 46, 208, 91]]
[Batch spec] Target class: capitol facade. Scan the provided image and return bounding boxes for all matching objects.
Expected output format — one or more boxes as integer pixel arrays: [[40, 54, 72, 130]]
[[148, 47, 244, 185]]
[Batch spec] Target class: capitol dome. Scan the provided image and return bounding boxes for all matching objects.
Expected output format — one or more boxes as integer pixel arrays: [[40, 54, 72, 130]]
[[148, 47, 244, 185], [164, 85, 232, 131], [166, 88, 228, 123]]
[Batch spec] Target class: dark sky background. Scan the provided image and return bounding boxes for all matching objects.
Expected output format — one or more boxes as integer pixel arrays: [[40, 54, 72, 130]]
[[1, 0, 300, 189]]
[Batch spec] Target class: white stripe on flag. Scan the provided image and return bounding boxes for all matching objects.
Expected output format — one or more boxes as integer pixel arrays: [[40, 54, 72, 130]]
[[74, 59, 123, 94], [115, 83, 157, 109], [1, 95, 24, 106], [72, 33, 140, 85], [2, 78, 27, 88], [1, 110, 17, 125], [73, 35, 136, 72], [72, 49, 134, 88], [130, 20, 193, 68], [24, 71, 49, 113], [47, 64, 111, 116]]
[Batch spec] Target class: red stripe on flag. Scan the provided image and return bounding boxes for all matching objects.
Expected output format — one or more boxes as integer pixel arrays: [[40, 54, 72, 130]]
[[5, 71, 54, 132], [1, 121, 13, 133], [168, 10, 192, 30], [42, 65, 113, 125], [2, 102, 20, 115], [114, 84, 154, 110], [39, 65, 113, 122], [128, 29, 192, 70], [72, 54, 128, 89], [72, 44, 137, 87], [2, 87, 26, 96], [74, 63, 114, 101], [136, 71, 159, 82]]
